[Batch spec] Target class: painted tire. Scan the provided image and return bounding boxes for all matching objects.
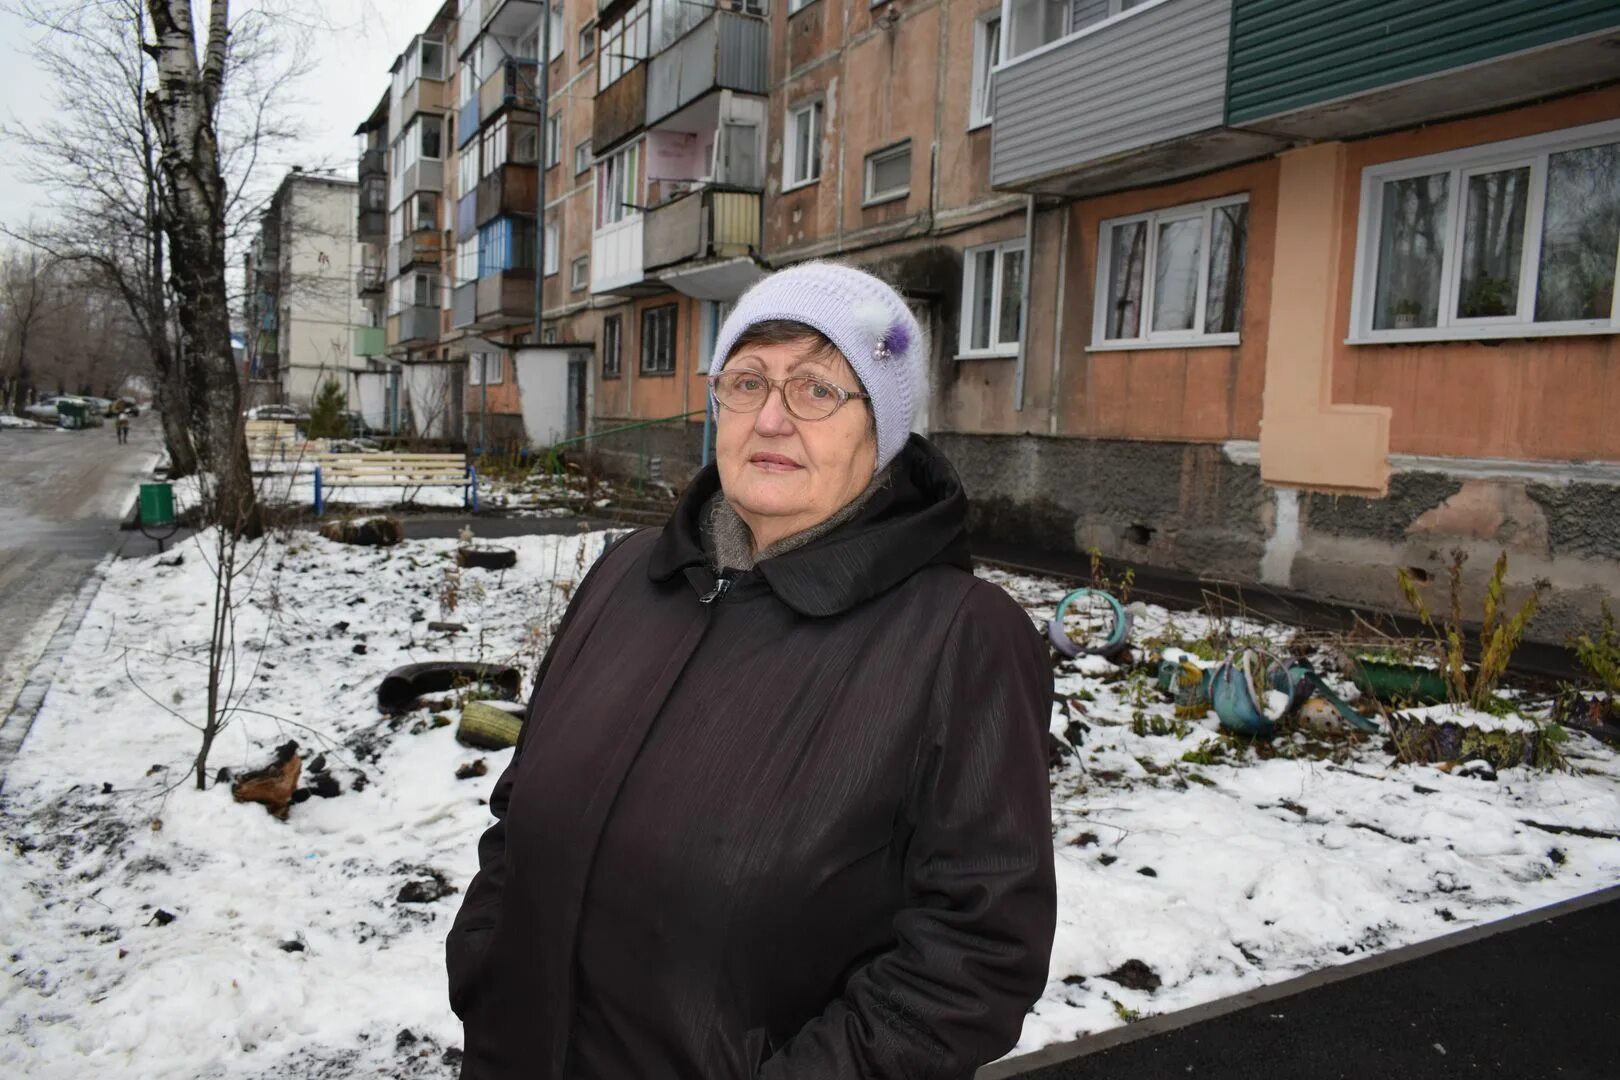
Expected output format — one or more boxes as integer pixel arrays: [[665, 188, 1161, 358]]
[[1046, 589, 1133, 659]]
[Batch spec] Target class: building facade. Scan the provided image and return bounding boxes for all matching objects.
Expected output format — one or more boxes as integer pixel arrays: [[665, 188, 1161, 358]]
[[244, 170, 367, 411], [967, 0, 1620, 637]]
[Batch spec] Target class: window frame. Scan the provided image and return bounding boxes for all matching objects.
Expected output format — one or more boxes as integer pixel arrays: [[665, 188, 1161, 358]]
[[969, 11, 1001, 131], [602, 313, 623, 378], [543, 219, 560, 277], [958, 238, 1027, 359], [575, 139, 593, 176], [545, 112, 562, 169], [783, 100, 822, 192], [571, 255, 589, 291], [639, 303, 678, 376], [1089, 193, 1250, 351], [595, 140, 643, 229], [579, 20, 596, 60], [863, 140, 912, 207], [1348, 118, 1620, 345]]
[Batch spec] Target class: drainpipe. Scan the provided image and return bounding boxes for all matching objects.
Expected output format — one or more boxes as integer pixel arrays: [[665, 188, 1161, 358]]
[[532, 6, 552, 345], [1014, 194, 1035, 412]]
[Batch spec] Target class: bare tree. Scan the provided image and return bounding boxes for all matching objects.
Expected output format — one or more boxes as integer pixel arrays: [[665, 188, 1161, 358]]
[[0, 245, 61, 412]]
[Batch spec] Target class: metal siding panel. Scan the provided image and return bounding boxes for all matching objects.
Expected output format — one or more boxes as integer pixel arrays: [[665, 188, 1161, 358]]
[[1228, 0, 1620, 123], [993, 0, 1232, 187]]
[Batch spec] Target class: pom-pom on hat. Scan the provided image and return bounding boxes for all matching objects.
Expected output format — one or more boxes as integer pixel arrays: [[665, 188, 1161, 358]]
[[708, 261, 925, 472]]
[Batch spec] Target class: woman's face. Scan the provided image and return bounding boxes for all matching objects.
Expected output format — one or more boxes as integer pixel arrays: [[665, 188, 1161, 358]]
[[715, 339, 877, 551]]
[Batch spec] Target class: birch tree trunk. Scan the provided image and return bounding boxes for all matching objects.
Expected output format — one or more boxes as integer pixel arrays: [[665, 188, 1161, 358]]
[[144, 0, 258, 533]]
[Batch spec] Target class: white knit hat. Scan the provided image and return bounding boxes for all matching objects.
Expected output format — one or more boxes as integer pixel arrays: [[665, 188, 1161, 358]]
[[708, 261, 926, 472]]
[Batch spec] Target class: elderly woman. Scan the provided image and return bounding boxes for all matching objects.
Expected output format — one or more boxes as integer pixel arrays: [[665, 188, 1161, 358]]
[[447, 262, 1055, 1079]]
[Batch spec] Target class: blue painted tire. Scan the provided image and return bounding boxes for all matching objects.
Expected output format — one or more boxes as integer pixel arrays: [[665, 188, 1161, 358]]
[[1046, 589, 1133, 659]]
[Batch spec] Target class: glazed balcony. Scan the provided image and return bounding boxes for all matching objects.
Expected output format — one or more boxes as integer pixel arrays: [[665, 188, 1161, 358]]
[[357, 266, 386, 297], [480, 58, 539, 120], [452, 281, 477, 329], [359, 147, 385, 180]]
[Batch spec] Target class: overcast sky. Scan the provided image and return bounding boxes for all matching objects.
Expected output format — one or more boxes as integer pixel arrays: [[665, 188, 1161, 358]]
[[0, 0, 447, 230]]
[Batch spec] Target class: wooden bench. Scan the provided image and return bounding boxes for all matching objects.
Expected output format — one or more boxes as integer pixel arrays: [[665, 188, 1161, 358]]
[[245, 420, 312, 464], [313, 452, 477, 515]]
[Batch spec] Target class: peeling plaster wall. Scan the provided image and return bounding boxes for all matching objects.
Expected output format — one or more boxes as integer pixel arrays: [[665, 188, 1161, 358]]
[[934, 433, 1620, 642]]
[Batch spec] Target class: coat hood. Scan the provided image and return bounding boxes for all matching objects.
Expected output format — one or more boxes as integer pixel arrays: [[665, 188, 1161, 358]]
[[648, 433, 972, 617]]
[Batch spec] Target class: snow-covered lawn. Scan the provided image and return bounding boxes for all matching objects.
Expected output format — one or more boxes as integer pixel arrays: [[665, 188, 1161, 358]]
[[2, 533, 1617, 1077]]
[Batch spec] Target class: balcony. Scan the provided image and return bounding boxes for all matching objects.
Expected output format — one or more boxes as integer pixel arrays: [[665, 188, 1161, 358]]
[[253, 352, 281, 382], [457, 191, 478, 241], [480, 59, 539, 120], [396, 229, 444, 270], [591, 216, 660, 296], [475, 269, 535, 329], [353, 326, 386, 357], [644, 187, 759, 271], [593, 63, 646, 156], [359, 147, 385, 179], [358, 208, 387, 244], [477, 164, 538, 228], [484, 0, 542, 37], [1226, 0, 1620, 139], [458, 96, 480, 149], [992, 0, 1285, 197], [357, 266, 386, 297], [259, 309, 277, 331], [387, 305, 441, 347], [645, 11, 767, 129], [400, 76, 447, 127], [452, 281, 477, 329], [402, 158, 444, 199]]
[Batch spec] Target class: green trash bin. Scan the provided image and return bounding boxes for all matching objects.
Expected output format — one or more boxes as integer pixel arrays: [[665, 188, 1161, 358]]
[[139, 483, 176, 528], [57, 400, 87, 429]]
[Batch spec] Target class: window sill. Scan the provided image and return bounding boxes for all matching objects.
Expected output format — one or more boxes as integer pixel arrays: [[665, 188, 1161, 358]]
[[955, 348, 1018, 361], [601, 373, 623, 380], [638, 369, 677, 377], [788, 0, 823, 17], [967, 117, 992, 134], [781, 176, 820, 194], [862, 190, 909, 209], [1346, 322, 1618, 346], [1087, 335, 1240, 352]]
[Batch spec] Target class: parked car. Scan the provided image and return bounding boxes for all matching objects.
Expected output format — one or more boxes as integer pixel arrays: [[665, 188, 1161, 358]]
[[244, 403, 308, 423], [84, 397, 117, 417], [22, 397, 68, 422]]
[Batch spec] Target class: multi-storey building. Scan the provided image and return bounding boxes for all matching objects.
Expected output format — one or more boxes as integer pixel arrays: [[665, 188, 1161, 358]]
[[965, 0, 1620, 638], [381, 2, 462, 440], [354, 93, 394, 428], [584, 0, 772, 477], [243, 169, 366, 411]]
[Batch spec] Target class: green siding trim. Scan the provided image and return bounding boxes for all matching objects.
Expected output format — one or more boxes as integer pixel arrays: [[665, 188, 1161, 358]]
[[1227, 0, 1620, 124]]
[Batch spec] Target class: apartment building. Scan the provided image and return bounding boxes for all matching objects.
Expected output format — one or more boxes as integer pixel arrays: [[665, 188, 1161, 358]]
[[584, 0, 772, 478], [957, 0, 1620, 638], [378, 2, 463, 440], [243, 169, 366, 411], [449, 0, 597, 449]]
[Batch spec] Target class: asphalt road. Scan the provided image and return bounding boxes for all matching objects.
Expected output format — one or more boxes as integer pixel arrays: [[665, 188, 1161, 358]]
[[0, 414, 161, 724]]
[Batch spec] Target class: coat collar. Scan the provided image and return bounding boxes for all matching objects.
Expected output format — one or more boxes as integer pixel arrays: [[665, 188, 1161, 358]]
[[648, 434, 972, 617]]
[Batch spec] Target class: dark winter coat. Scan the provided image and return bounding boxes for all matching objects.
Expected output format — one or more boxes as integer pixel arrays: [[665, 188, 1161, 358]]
[[447, 435, 1056, 1079]]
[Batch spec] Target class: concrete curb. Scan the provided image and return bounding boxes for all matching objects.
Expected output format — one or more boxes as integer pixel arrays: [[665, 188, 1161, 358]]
[[978, 883, 1620, 1077], [0, 554, 113, 795]]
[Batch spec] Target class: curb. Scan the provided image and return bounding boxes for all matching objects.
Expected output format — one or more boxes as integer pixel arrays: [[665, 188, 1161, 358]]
[[978, 883, 1620, 1077], [0, 555, 113, 795]]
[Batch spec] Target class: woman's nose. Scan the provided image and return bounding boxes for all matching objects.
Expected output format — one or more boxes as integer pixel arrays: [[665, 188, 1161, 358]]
[[752, 384, 797, 436]]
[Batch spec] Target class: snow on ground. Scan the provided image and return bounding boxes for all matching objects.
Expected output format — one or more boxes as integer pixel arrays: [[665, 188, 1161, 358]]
[[2, 536, 1617, 1077], [0, 415, 51, 429]]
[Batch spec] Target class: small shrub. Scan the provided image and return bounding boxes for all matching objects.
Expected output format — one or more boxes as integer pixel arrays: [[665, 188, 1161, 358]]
[[1570, 601, 1620, 696], [306, 378, 348, 439]]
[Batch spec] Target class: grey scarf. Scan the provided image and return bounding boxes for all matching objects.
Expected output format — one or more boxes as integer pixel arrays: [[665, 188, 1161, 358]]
[[704, 467, 892, 573]]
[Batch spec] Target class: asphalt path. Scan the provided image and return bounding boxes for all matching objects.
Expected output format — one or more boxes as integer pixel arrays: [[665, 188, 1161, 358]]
[[985, 885, 1620, 1080], [0, 414, 161, 728]]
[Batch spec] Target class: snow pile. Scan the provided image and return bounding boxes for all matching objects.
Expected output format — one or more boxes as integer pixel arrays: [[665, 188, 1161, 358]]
[[0, 414, 49, 429], [0, 545, 1616, 1077]]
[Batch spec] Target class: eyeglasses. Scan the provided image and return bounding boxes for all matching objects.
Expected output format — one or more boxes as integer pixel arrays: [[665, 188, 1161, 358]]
[[708, 370, 870, 422]]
